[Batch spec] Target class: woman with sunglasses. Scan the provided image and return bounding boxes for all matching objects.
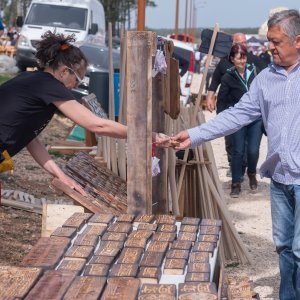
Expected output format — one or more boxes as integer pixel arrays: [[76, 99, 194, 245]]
[[0, 31, 166, 195]]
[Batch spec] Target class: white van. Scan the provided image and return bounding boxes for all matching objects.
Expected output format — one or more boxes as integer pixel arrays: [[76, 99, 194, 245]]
[[16, 0, 105, 71]]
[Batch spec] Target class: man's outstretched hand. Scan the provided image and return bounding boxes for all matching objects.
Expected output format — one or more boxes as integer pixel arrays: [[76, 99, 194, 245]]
[[172, 131, 191, 150]]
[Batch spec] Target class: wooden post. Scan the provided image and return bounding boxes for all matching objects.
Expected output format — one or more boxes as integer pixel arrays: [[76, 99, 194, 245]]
[[108, 22, 118, 174], [137, 0, 146, 31], [152, 72, 167, 214], [127, 31, 154, 214], [174, 0, 179, 39]]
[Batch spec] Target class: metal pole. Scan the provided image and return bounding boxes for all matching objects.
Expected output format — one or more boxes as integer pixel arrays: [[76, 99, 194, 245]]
[[137, 0, 146, 31]]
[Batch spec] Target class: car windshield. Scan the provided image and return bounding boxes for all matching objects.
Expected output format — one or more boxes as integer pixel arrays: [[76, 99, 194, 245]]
[[80, 46, 120, 70], [25, 4, 87, 30]]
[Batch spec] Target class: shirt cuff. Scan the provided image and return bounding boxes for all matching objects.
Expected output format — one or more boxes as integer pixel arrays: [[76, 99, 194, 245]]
[[187, 127, 203, 148]]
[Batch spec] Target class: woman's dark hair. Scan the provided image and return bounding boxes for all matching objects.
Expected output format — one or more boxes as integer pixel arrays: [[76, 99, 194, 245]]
[[35, 30, 88, 70], [229, 43, 247, 63]]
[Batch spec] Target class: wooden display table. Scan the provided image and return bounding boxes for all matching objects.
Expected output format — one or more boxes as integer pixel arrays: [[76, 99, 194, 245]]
[[0, 213, 224, 299]]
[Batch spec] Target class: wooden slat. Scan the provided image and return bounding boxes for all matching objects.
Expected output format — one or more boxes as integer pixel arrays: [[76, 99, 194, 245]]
[[25, 270, 76, 300], [152, 71, 168, 214], [102, 278, 140, 300], [20, 237, 70, 270], [63, 276, 106, 300], [0, 266, 41, 299], [126, 31, 154, 214]]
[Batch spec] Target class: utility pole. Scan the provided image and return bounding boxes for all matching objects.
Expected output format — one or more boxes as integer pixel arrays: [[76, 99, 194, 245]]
[[184, 0, 188, 41], [174, 0, 179, 39], [137, 0, 146, 31]]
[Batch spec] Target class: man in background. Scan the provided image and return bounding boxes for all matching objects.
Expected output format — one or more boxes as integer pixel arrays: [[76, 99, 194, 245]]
[[206, 33, 267, 178]]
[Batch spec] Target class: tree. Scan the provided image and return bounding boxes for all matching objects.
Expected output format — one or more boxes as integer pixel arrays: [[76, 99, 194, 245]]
[[100, 0, 156, 36]]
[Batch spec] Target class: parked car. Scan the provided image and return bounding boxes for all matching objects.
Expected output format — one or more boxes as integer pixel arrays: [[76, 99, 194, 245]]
[[72, 43, 120, 101]]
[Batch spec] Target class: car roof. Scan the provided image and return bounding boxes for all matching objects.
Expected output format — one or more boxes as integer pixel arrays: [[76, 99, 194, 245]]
[[159, 36, 194, 52]]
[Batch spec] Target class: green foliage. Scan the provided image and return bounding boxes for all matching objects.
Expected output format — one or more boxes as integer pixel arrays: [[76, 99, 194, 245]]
[[0, 74, 14, 85]]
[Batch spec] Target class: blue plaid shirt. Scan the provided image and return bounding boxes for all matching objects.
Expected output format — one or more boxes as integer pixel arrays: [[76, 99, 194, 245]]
[[188, 61, 300, 184]]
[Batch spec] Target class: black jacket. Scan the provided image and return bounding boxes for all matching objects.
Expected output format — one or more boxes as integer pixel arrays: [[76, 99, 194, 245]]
[[216, 63, 256, 114], [208, 52, 267, 92]]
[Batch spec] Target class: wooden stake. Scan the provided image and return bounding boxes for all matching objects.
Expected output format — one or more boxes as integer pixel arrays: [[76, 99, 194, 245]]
[[126, 31, 154, 214]]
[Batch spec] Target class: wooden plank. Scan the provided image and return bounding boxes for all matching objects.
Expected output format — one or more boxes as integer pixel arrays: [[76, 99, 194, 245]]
[[155, 214, 176, 225], [198, 234, 218, 246], [107, 222, 132, 234], [138, 284, 176, 300], [0, 266, 41, 299], [83, 264, 110, 277], [179, 225, 199, 233], [89, 213, 115, 225], [1, 198, 42, 214], [157, 224, 177, 233], [64, 245, 94, 261], [42, 204, 84, 237], [178, 282, 217, 300], [177, 232, 197, 242], [25, 270, 76, 300], [133, 214, 155, 226], [187, 262, 210, 273], [51, 178, 105, 214], [128, 230, 153, 240], [193, 242, 216, 254], [190, 252, 210, 263], [140, 251, 165, 268], [166, 249, 190, 260], [137, 267, 162, 284], [108, 22, 118, 175], [102, 278, 140, 300], [73, 234, 99, 247], [181, 217, 201, 226], [117, 248, 144, 264], [171, 240, 193, 251], [168, 57, 180, 119], [201, 218, 222, 227], [125, 238, 148, 249], [152, 232, 176, 242], [127, 31, 154, 214], [50, 227, 77, 239], [57, 259, 86, 275], [164, 258, 187, 275], [109, 263, 139, 277], [200, 225, 220, 236], [95, 241, 123, 257], [152, 71, 168, 214], [62, 212, 92, 230], [137, 223, 157, 231], [185, 272, 210, 283], [89, 255, 115, 266], [117, 213, 135, 223], [102, 232, 127, 242], [147, 241, 169, 253], [81, 224, 107, 236], [63, 276, 106, 300], [20, 237, 70, 270]]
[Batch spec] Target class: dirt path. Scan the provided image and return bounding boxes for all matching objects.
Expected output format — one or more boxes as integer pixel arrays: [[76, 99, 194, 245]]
[[205, 110, 279, 299]]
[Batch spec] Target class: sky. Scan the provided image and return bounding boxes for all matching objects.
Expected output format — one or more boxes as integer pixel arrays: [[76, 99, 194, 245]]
[[145, 0, 300, 29]]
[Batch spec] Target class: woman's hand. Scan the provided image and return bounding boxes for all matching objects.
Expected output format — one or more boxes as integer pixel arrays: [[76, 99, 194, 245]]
[[58, 173, 87, 196], [152, 132, 171, 148], [172, 131, 191, 150]]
